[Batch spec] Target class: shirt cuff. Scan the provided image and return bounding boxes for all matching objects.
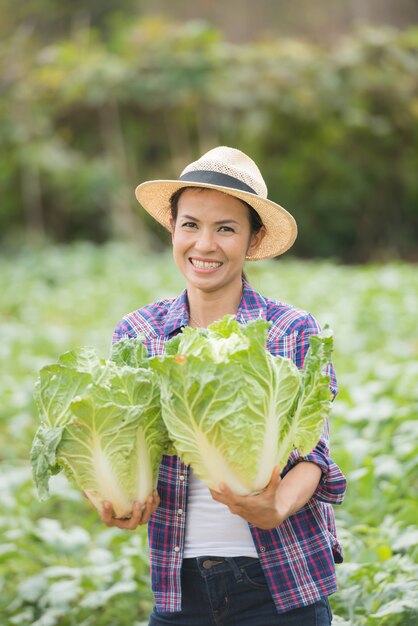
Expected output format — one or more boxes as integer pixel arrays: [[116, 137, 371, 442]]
[[282, 448, 346, 505]]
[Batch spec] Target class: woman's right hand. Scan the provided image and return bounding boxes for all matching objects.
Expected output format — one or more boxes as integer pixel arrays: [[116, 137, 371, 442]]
[[92, 490, 160, 530]]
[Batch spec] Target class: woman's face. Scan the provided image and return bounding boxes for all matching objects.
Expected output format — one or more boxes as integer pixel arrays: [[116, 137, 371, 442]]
[[171, 188, 265, 295]]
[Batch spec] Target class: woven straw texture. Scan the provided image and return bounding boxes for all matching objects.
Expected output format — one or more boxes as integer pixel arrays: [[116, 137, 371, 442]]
[[135, 147, 297, 260]]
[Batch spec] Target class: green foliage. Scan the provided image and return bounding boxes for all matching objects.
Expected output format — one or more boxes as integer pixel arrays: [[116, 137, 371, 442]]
[[0, 244, 418, 625], [1, 19, 418, 260], [0, 466, 153, 625]]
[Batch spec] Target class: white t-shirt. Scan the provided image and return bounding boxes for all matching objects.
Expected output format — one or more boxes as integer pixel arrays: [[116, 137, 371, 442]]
[[183, 469, 258, 558]]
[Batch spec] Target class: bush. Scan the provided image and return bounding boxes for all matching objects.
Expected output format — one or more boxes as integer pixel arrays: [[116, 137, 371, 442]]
[[1, 20, 418, 261]]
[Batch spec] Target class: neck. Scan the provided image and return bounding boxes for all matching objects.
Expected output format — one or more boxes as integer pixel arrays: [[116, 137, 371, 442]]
[[187, 278, 244, 328]]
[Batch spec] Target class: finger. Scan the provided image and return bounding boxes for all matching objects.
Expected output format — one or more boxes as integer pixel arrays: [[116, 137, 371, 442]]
[[219, 482, 238, 499], [124, 501, 144, 529], [151, 490, 161, 512], [108, 501, 142, 530], [210, 484, 241, 508], [101, 500, 116, 525], [209, 483, 230, 497], [209, 488, 231, 505], [140, 495, 157, 524], [267, 466, 282, 491], [133, 500, 145, 521], [136, 489, 161, 525]]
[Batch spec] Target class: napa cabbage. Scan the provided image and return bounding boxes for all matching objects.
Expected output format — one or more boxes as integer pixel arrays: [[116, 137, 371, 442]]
[[31, 339, 169, 518], [150, 316, 334, 496]]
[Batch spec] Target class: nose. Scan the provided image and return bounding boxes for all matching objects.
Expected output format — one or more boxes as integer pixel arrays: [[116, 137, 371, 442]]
[[194, 228, 217, 252]]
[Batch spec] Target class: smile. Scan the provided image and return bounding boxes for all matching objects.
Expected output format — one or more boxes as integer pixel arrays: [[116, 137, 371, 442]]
[[190, 259, 223, 269]]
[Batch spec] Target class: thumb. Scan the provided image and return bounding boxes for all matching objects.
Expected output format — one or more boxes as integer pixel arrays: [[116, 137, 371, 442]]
[[267, 466, 282, 490]]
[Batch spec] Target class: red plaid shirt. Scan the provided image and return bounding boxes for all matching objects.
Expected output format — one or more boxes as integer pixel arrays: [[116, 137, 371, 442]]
[[113, 281, 346, 615]]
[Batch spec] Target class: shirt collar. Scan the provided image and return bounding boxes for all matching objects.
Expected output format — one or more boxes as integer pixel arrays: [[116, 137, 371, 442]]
[[163, 279, 268, 337], [236, 279, 268, 323], [163, 289, 190, 337]]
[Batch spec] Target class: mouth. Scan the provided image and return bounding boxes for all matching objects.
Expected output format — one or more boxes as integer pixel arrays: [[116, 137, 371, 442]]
[[189, 258, 223, 270]]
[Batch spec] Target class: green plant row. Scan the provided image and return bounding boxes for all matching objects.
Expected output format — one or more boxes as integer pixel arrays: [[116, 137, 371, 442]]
[[0, 244, 417, 624]]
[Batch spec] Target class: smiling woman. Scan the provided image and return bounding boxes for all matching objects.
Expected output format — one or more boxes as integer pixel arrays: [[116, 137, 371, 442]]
[[102, 146, 346, 625], [170, 186, 265, 300], [168, 188, 266, 326]]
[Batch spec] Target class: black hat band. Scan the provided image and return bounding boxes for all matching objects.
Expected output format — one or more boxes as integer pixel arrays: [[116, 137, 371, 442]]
[[179, 170, 257, 195]]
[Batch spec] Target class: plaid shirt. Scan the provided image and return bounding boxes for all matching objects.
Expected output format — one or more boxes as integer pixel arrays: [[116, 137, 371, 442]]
[[113, 281, 346, 615]]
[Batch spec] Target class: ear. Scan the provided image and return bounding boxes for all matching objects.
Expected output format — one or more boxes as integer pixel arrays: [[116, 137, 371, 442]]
[[247, 226, 266, 256]]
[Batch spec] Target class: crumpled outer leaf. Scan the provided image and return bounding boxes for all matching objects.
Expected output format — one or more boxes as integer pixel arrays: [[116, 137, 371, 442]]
[[110, 336, 149, 368], [284, 327, 334, 457], [31, 341, 169, 518], [30, 425, 64, 500], [150, 316, 333, 495], [34, 363, 93, 428], [31, 359, 94, 500]]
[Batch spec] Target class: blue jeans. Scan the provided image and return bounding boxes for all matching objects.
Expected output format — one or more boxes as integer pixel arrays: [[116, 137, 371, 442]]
[[148, 556, 333, 625]]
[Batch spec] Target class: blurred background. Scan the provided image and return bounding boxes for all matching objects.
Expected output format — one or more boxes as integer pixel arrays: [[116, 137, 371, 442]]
[[1, 2, 418, 626], [1, 0, 418, 261]]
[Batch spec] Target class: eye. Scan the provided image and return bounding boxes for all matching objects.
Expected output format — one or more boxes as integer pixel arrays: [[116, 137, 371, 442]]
[[218, 225, 235, 233], [181, 221, 198, 229]]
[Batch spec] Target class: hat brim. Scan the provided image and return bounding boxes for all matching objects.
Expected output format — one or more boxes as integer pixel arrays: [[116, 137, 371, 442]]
[[135, 180, 297, 260]]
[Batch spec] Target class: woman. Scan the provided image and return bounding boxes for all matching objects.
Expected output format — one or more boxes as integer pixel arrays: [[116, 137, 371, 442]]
[[100, 147, 346, 625]]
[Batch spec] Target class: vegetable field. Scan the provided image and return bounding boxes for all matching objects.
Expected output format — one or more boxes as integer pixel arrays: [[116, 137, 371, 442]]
[[1, 243, 417, 625]]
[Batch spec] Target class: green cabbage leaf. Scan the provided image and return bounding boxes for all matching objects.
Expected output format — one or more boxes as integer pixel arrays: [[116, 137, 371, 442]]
[[31, 339, 169, 518], [150, 316, 333, 495]]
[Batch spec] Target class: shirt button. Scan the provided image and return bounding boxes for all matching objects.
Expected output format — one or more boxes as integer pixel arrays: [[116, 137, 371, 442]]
[[174, 546, 180, 552], [177, 508, 183, 515], [259, 546, 266, 552], [179, 475, 185, 481]]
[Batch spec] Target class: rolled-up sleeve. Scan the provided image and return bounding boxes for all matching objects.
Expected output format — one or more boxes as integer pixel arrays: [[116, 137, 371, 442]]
[[283, 418, 346, 505], [112, 317, 135, 344]]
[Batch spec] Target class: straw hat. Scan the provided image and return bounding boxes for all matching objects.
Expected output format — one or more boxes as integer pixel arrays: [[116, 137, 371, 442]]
[[135, 146, 297, 260]]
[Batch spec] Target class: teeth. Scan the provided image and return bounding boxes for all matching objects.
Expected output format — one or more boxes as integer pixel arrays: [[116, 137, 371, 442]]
[[191, 259, 222, 269]]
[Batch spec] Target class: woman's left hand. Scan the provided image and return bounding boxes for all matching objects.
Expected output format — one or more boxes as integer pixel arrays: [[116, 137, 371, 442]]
[[210, 466, 287, 530]]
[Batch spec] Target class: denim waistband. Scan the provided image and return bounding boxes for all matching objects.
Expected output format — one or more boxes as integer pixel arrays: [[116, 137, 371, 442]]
[[182, 556, 259, 579]]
